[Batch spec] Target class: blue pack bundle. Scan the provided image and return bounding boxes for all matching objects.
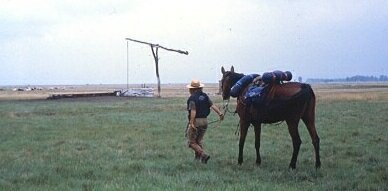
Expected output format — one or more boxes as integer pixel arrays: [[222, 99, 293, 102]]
[[262, 71, 292, 84], [230, 74, 259, 97], [244, 86, 265, 105]]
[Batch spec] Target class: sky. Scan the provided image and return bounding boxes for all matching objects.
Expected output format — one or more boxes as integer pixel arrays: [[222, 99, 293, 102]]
[[1, 0, 388, 85]]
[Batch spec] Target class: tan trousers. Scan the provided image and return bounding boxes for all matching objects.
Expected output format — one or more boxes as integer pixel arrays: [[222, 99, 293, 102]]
[[187, 118, 208, 158]]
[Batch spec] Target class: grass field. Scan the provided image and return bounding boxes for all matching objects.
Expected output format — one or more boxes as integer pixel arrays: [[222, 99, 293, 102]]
[[1, 85, 388, 190]]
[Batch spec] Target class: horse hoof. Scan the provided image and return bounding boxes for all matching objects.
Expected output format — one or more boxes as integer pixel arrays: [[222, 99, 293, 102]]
[[256, 160, 261, 166], [289, 164, 296, 170]]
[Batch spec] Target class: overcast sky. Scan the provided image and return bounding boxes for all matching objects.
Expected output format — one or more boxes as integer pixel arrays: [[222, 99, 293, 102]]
[[1, 0, 387, 85]]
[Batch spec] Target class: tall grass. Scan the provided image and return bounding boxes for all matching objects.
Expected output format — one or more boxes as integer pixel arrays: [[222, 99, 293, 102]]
[[0, 96, 387, 190]]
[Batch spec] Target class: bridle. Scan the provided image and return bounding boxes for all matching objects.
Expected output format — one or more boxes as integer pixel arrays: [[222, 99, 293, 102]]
[[221, 73, 237, 115], [208, 74, 236, 126], [217, 71, 241, 135]]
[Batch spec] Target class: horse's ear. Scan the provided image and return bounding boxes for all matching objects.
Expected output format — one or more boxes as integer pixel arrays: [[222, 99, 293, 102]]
[[231, 66, 235, 73], [221, 66, 226, 74]]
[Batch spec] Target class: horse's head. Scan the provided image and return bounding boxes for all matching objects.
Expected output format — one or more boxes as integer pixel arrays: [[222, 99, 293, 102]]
[[220, 66, 236, 100]]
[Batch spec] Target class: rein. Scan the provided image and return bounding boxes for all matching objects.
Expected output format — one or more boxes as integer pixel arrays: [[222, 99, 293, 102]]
[[224, 98, 240, 135], [208, 99, 236, 127], [222, 99, 238, 115], [223, 99, 240, 135], [208, 99, 240, 135]]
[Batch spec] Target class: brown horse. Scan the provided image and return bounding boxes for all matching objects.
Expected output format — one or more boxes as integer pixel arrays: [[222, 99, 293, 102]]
[[220, 66, 320, 169]]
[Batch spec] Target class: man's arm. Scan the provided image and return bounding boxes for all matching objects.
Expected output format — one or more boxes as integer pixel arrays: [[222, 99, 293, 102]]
[[211, 105, 224, 121], [189, 109, 196, 129], [189, 101, 197, 129]]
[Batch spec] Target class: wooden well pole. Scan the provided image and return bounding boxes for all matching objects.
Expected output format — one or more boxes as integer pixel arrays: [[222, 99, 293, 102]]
[[125, 38, 188, 97]]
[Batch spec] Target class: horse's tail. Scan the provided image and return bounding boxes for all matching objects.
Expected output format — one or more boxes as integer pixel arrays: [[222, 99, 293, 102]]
[[302, 84, 316, 118], [307, 84, 316, 110], [301, 84, 316, 124], [301, 84, 321, 168]]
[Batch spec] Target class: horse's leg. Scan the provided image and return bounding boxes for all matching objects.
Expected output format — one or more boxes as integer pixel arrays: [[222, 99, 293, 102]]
[[252, 121, 262, 165], [302, 105, 321, 169], [286, 119, 302, 169], [238, 120, 250, 165]]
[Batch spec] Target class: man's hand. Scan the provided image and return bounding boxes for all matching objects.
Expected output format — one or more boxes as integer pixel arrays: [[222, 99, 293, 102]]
[[211, 105, 224, 121], [219, 113, 224, 121], [189, 123, 196, 130]]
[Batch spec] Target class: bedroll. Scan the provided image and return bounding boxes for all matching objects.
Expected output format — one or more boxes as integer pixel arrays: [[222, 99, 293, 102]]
[[262, 71, 292, 84], [230, 74, 259, 98]]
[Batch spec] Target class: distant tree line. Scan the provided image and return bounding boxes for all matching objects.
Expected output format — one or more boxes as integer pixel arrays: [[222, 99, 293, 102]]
[[306, 75, 388, 83]]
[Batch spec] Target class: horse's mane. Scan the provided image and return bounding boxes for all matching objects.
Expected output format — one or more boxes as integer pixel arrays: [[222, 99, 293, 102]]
[[228, 72, 245, 85]]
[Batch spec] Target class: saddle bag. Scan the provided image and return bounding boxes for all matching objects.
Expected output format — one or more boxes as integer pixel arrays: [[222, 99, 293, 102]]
[[244, 86, 266, 105]]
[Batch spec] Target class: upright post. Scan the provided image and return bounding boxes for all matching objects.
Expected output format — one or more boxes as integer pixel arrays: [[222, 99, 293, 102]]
[[150, 45, 161, 97], [126, 40, 129, 90]]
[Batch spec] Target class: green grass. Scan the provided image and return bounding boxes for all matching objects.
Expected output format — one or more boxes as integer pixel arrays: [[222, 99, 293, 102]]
[[0, 96, 387, 190]]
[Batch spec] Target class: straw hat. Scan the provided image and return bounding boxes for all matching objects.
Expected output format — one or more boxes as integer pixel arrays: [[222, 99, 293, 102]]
[[186, 79, 204, 89]]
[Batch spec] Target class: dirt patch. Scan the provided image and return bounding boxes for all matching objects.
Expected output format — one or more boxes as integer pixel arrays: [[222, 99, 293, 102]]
[[1, 83, 388, 101]]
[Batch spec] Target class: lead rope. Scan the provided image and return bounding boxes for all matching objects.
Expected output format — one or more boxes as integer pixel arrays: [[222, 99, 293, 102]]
[[223, 99, 238, 115], [208, 100, 230, 127], [222, 100, 240, 136]]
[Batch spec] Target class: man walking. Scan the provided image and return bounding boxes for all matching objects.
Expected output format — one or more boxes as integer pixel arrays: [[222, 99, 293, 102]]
[[186, 79, 224, 163]]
